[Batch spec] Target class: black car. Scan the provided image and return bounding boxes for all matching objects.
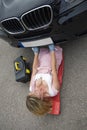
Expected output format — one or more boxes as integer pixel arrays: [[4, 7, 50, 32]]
[[0, 0, 87, 47]]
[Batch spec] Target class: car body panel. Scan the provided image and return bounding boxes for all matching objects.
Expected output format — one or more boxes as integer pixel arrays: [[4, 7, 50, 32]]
[[0, 0, 54, 21]]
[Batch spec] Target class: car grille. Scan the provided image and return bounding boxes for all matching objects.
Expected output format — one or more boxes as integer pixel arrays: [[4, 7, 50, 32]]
[[0, 5, 53, 34], [1, 18, 25, 34], [21, 5, 53, 30]]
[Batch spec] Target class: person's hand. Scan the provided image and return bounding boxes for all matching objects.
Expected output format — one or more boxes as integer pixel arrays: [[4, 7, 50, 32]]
[[48, 44, 55, 51], [32, 47, 40, 54]]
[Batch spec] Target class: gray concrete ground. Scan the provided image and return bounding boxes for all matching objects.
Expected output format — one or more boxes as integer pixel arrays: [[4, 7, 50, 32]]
[[0, 36, 87, 130]]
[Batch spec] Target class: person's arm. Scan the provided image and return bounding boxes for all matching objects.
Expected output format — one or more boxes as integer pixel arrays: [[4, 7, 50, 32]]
[[49, 45, 60, 91], [30, 47, 39, 86], [32, 53, 39, 77]]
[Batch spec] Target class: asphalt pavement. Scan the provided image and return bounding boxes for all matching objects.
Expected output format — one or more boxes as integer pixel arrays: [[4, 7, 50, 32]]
[[0, 36, 87, 130]]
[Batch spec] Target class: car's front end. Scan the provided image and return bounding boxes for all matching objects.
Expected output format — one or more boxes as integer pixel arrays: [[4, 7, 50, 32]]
[[0, 0, 87, 47]]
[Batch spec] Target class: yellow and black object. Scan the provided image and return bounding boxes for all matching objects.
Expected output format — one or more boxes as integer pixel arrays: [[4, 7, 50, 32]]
[[14, 56, 31, 83]]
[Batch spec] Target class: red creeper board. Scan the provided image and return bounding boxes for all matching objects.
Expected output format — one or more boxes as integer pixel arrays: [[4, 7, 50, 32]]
[[50, 54, 64, 115]]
